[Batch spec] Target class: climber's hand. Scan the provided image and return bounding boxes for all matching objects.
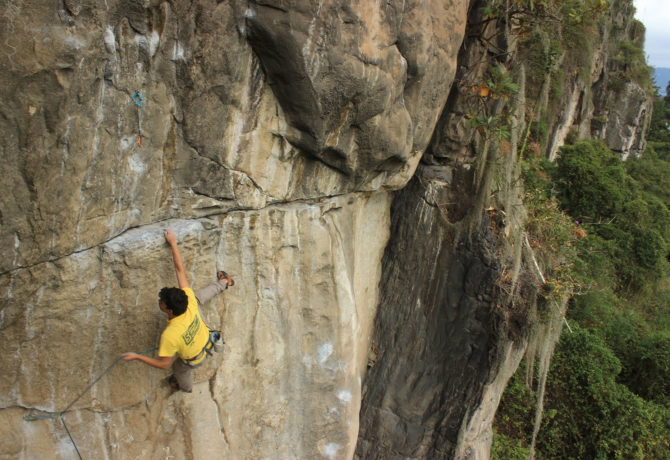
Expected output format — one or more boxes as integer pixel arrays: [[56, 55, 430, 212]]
[[121, 352, 139, 361], [163, 229, 176, 245]]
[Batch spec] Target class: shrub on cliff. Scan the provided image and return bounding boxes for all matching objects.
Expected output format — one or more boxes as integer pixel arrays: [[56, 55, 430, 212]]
[[553, 139, 670, 288], [537, 325, 670, 459], [554, 140, 627, 221]]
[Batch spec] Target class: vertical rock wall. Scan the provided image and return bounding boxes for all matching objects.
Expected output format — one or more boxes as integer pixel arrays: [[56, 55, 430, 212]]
[[2, 198, 391, 459], [0, 1, 467, 459], [356, 0, 571, 457], [356, 178, 509, 459]]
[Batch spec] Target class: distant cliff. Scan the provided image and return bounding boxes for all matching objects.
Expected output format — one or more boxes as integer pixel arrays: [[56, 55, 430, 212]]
[[0, 0, 651, 459]]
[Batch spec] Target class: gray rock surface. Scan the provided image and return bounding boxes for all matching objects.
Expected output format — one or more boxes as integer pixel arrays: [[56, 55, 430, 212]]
[[0, 1, 467, 459], [599, 80, 650, 159], [356, 177, 504, 459], [545, 0, 652, 160], [244, 0, 467, 185]]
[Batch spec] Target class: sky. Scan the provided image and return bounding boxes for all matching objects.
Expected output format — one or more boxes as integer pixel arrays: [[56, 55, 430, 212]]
[[634, 0, 670, 68]]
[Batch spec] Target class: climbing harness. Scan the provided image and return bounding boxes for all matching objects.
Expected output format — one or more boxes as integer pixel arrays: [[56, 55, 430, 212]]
[[24, 347, 157, 460], [132, 90, 143, 147], [183, 330, 224, 366]]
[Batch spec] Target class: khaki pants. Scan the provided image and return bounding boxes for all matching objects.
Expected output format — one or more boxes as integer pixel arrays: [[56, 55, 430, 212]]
[[173, 278, 228, 392]]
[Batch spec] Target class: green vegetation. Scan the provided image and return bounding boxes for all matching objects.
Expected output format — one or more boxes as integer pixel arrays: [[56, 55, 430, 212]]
[[609, 37, 653, 91], [492, 363, 534, 460], [466, 64, 520, 141], [492, 91, 670, 459], [507, 0, 609, 152], [522, 156, 581, 300], [536, 326, 670, 459]]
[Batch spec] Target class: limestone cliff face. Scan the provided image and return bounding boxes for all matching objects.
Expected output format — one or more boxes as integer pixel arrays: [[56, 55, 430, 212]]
[[0, 1, 466, 459], [591, 2, 651, 160], [543, 0, 652, 160], [0, 0, 651, 459]]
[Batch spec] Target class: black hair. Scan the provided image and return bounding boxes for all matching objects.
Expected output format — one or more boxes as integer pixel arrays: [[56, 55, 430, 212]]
[[159, 287, 188, 316]]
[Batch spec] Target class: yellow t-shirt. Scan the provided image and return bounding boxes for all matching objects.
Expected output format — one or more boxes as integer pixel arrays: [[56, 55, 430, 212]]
[[158, 287, 209, 365]]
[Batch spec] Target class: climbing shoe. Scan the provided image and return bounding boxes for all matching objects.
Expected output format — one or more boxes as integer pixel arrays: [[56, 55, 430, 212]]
[[167, 375, 192, 393], [217, 270, 235, 287]]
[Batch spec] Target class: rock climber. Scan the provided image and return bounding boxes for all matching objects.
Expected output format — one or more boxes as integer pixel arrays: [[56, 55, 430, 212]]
[[121, 228, 233, 393]]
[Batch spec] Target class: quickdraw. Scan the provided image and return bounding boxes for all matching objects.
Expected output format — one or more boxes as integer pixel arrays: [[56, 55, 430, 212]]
[[132, 90, 143, 147]]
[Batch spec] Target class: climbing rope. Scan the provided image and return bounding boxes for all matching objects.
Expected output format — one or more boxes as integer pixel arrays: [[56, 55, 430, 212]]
[[132, 90, 143, 147], [61, 417, 83, 460], [24, 347, 157, 459]]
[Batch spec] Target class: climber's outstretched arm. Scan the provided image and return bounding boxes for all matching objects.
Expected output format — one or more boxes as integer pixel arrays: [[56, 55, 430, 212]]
[[121, 352, 173, 370], [164, 229, 190, 289]]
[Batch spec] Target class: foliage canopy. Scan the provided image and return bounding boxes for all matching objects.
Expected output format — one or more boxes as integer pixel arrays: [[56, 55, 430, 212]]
[[493, 91, 670, 459]]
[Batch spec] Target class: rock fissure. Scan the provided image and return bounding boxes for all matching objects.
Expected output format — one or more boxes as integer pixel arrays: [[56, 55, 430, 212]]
[[0, 215, 176, 276], [0, 190, 369, 277], [1, 394, 148, 417]]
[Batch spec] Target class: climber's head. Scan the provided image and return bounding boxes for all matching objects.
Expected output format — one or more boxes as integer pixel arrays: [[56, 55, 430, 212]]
[[158, 287, 188, 317]]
